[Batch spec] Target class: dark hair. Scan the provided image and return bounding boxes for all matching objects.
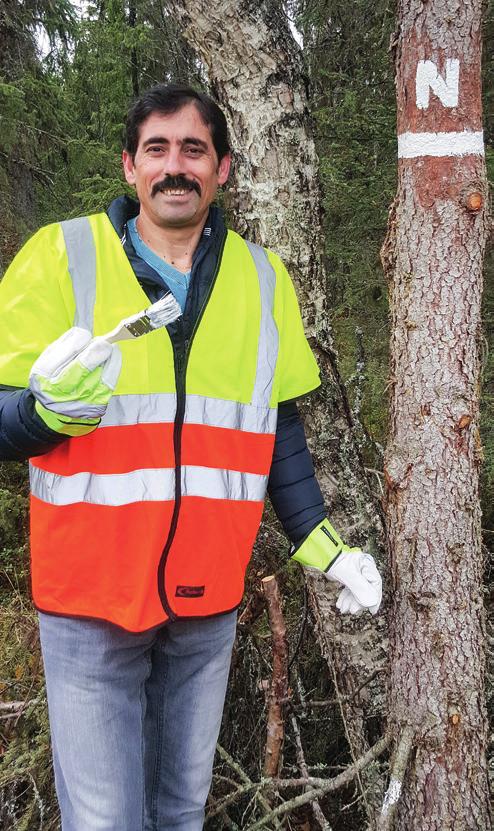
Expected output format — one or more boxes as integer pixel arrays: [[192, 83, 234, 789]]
[[125, 83, 231, 161]]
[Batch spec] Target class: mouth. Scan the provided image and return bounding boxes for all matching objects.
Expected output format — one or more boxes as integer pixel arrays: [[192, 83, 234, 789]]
[[159, 188, 192, 197], [152, 178, 202, 198]]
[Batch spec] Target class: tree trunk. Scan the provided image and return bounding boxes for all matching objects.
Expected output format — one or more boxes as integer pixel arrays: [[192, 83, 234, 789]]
[[382, 0, 491, 827], [169, 0, 388, 817]]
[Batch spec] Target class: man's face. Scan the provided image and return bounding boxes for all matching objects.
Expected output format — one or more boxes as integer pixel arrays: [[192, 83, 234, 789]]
[[122, 103, 231, 230]]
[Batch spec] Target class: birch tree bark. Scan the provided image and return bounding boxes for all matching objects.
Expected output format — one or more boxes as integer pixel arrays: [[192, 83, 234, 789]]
[[168, 0, 387, 812], [382, 0, 491, 827]]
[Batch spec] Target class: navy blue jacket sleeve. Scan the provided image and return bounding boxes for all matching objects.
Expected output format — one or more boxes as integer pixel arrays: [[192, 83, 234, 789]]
[[0, 387, 68, 461], [267, 401, 326, 545]]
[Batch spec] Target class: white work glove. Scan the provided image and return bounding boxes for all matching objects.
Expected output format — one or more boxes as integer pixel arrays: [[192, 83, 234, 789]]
[[290, 518, 382, 616], [326, 551, 382, 615], [29, 327, 122, 434]]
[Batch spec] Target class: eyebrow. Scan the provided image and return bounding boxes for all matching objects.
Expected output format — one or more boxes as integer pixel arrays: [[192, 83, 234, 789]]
[[142, 136, 209, 151]]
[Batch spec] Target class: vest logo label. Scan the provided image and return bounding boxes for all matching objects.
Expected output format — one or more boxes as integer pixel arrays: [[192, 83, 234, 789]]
[[175, 585, 205, 598]]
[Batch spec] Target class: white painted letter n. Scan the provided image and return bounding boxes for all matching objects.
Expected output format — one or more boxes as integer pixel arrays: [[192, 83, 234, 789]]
[[416, 59, 460, 109]]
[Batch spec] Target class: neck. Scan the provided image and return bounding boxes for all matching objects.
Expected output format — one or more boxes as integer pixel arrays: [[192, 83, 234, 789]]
[[135, 210, 208, 273]]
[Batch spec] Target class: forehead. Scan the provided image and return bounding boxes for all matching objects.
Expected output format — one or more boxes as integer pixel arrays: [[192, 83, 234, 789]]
[[137, 104, 214, 147]]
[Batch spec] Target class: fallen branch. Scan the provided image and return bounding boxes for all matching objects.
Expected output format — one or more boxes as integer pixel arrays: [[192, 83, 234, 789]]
[[290, 710, 333, 830], [287, 668, 385, 710], [325, 651, 379, 825], [244, 732, 392, 830], [0, 701, 27, 713], [262, 575, 289, 778], [238, 590, 266, 628], [213, 744, 283, 829], [272, 733, 391, 790], [0, 699, 38, 720], [210, 734, 391, 829], [378, 726, 415, 830], [218, 808, 240, 830]]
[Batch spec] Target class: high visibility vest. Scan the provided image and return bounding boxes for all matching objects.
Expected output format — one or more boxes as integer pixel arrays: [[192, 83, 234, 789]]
[[0, 213, 320, 632]]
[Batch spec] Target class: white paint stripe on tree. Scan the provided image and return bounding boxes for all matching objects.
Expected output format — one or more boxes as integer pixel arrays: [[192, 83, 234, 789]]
[[397, 131, 484, 158]]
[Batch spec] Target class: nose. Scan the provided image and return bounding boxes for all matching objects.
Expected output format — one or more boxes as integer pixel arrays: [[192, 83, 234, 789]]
[[163, 145, 184, 176]]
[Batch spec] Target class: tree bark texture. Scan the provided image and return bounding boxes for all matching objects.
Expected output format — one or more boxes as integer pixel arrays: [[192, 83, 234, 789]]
[[383, 1, 491, 827], [168, 0, 388, 790]]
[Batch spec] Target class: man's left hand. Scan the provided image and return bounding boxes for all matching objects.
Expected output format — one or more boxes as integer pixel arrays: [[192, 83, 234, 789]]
[[325, 551, 382, 615]]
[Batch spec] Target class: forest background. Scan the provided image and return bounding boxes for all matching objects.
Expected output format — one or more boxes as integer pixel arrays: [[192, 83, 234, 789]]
[[0, 0, 492, 829]]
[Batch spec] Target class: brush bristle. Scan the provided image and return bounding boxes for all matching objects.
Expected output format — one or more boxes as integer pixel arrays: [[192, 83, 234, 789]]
[[146, 293, 182, 328]]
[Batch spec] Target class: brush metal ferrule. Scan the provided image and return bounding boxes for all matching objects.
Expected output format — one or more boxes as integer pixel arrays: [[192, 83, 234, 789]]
[[124, 314, 153, 337]]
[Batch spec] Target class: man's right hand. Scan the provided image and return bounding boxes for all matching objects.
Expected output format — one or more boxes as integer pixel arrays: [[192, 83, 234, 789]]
[[29, 327, 122, 436]]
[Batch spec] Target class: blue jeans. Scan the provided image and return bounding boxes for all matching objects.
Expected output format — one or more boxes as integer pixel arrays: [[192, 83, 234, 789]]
[[38, 610, 237, 830]]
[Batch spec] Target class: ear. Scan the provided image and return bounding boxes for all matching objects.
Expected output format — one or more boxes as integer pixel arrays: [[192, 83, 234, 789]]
[[217, 153, 231, 187], [122, 150, 136, 186]]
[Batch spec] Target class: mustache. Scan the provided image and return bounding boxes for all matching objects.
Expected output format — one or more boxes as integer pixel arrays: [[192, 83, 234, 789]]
[[152, 175, 201, 198]]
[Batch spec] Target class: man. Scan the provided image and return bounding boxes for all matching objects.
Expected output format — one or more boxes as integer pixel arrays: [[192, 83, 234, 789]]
[[0, 84, 381, 830]]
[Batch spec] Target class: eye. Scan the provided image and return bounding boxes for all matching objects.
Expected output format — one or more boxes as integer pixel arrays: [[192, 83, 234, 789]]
[[185, 146, 202, 155], [147, 146, 165, 153]]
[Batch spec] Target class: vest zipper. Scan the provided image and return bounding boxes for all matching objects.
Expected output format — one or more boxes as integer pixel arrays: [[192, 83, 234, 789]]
[[157, 229, 227, 619]]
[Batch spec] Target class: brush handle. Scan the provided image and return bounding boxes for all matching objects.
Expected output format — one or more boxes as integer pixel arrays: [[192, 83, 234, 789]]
[[100, 296, 181, 344], [104, 324, 140, 344], [101, 312, 150, 344]]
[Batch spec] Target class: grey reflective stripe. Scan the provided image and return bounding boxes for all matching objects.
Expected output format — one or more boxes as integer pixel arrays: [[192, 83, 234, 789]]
[[30, 464, 268, 506], [101, 393, 278, 434], [182, 466, 267, 502], [30, 465, 175, 506], [186, 394, 277, 434], [245, 241, 279, 407], [101, 394, 177, 427], [29, 465, 175, 505], [61, 217, 97, 331]]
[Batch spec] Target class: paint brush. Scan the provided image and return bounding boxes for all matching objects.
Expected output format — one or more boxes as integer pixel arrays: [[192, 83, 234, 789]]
[[102, 293, 182, 343]]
